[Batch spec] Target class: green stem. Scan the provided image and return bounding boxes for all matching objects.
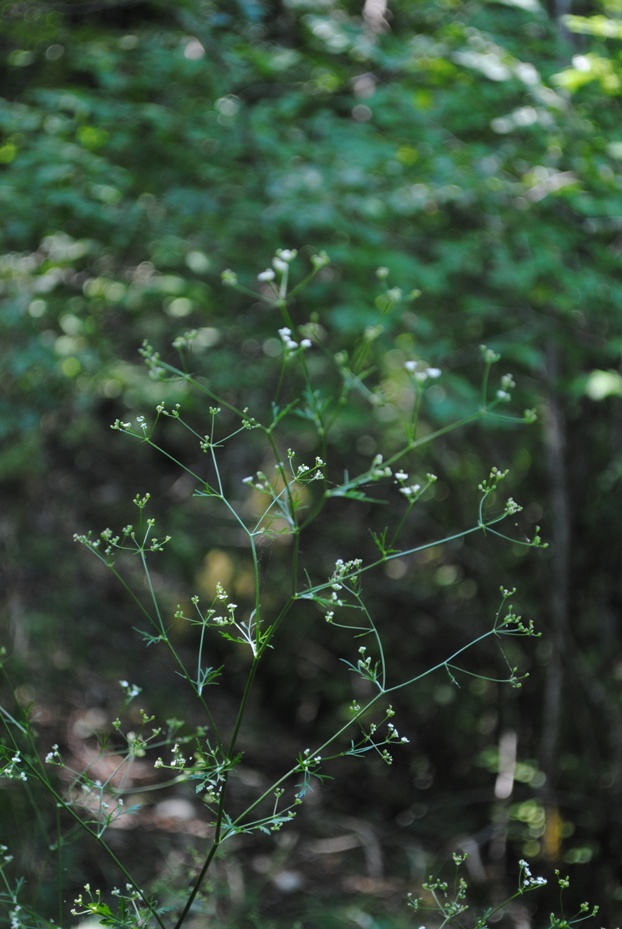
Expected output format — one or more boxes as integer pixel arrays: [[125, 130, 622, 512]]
[[0, 697, 167, 929]]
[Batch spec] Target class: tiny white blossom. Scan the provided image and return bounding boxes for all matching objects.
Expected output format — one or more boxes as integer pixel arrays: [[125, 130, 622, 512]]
[[480, 344, 501, 363], [257, 269, 276, 281], [276, 248, 297, 262], [311, 250, 329, 268], [405, 361, 441, 380]]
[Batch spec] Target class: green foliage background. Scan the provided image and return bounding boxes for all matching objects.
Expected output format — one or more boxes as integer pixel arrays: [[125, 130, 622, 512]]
[[1, 0, 622, 924]]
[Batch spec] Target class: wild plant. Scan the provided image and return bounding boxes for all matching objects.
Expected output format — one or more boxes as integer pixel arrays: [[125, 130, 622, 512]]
[[409, 854, 599, 929], [0, 249, 588, 929]]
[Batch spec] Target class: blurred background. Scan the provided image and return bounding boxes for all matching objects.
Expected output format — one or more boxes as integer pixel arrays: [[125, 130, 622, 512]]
[[1, 0, 622, 925]]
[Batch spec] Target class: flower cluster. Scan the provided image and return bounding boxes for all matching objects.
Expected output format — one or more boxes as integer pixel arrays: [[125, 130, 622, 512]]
[[221, 268, 237, 286], [242, 470, 272, 493], [1, 752, 27, 783], [310, 250, 330, 270], [181, 592, 238, 628], [497, 372, 516, 401], [370, 453, 392, 479], [299, 747, 322, 769], [404, 360, 442, 382], [395, 470, 437, 501], [504, 497, 523, 515], [480, 344, 501, 364], [45, 744, 62, 765], [518, 859, 547, 890], [154, 742, 189, 771], [478, 466, 509, 494], [288, 448, 326, 482], [257, 247, 299, 280], [273, 247, 297, 271], [386, 722, 410, 745], [119, 679, 142, 702], [72, 882, 148, 924], [331, 557, 363, 584], [278, 326, 312, 354]]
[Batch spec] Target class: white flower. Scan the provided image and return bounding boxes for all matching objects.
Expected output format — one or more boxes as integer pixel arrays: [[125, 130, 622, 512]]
[[371, 455, 392, 477], [257, 269, 276, 282], [277, 327, 300, 351], [480, 344, 500, 363], [405, 361, 441, 379], [275, 248, 297, 262], [311, 250, 330, 269]]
